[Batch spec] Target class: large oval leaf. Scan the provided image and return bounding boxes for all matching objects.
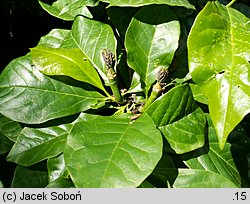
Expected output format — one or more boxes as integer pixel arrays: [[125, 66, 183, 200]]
[[64, 113, 162, 187], [0, 56, 106, 124], [39, 0, 92, 21], [71, 16, 117, 83], [105, 0, 195, 9], [30, 46, 106, 93], [125, 5, 180, 95], [7, 124, 72, 166], [188, 1, 250, 149]]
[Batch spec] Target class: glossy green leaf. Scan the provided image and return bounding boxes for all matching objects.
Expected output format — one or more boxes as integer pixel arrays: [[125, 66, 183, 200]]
[[105, 0, 195, 9], [125, 5, 180, 95], [173, 115, 241, 188], [30, 46, 106, 93], [159, 108, 206, 154], [46, 178, 75, 188], [146, 84, 206, 154], [39, 0, 92, 21], [47, 154, 69, 183], [188, 1, 250, 149], [7, 124, 72, 167], [0, 114, 22, 142], [11, 165, 48, 188], [189, 84, 208, 104], [37, 29, 70, 48], [64, 113, 162, 187], [0, 181, 3, 188], [146, 84, 197, 127], [0, 56, 106, 124], [71, 16, 117, 83]]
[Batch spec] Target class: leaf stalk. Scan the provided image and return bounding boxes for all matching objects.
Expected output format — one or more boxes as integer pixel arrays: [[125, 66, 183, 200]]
[[226, 0, 237, 7]]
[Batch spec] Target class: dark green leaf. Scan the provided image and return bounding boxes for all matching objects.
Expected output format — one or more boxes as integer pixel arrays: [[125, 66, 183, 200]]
[[71, 16, 117, 83], [125, 5, 180, 95], [64, 113, 162, 187], [146, 84, 197, 127], [159, 108, 206, 154], [188, 1, 250, 149], [0, 133, 13, 155], [7, 124, 72, 166], [30, 46, 107, 93], [39, 0, 92, 21], [0, 56, 106, 124], [11, 165, 48, 188]]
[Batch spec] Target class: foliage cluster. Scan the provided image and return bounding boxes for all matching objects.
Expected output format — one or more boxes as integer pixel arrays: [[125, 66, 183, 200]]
[[0, 0, 250, 187]]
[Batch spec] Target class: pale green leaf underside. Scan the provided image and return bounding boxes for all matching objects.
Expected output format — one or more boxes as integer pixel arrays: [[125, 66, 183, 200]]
[[188, 1, 250, 149], [125, 5, 180, 95], [7, 124, 72, 166], [105, 0, 195, 9], [30, 46, 106, 92], [71, 16, 117, 83], [64, 113, 162, 187], [39, 0, 92, 21], [159, 108, 206, 154], [0, 56, 106, 124]]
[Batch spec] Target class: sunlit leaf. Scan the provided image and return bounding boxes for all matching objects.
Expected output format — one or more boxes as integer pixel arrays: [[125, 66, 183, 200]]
[[0, 56, 106, 124], [188, 1, 250, 149]]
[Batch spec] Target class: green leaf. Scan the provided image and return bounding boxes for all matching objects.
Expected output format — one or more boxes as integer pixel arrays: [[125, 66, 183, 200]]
[[37, 29, 70, 48], [0, 133, 13, 155], [0, 114, 22, 154], [146, 84, 197, 127], [147, 154, 178, 187], [173, 169, 238, 188], [159, 108, 206, 154], [47, 154, 69, 183], [146, 84, 205, 154], [7, 124, 72, 166], [173, 115, 241, 188], [71, 16, 117, 83], [46, 178, 75, 188], [11, 165, 48, 188], [0, 181, 3, 188], [0, 114, 22, 142], [39, 0, 92, 21], [64, 113, 162, 187], [30, 46, 107, 93], [189, 84, 208, 104], [0, 56, 106, 124], [188, 1, 250, 149], [105, 0, 195, 9], [125, 5, 180, 95]]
